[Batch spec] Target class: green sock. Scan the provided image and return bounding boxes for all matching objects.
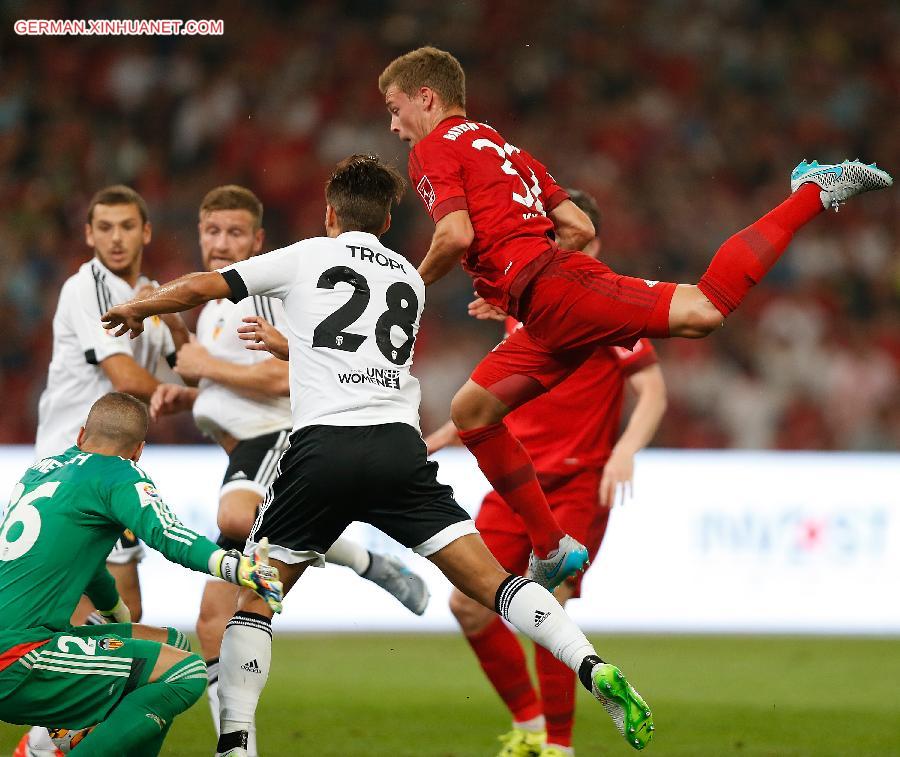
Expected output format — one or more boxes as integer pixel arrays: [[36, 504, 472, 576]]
[[165, 626, 192, 651], [75, 654, 207, 756], [127, 721, 172, 757]]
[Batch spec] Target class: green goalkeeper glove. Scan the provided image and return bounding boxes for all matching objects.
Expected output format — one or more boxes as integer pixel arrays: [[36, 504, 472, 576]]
[[211, 537, 283, 613], [96, 597, 131, 623]]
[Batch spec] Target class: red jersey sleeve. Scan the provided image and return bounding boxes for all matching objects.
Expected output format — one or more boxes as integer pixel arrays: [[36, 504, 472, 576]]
[[520, 149, 569, 212], [409, 137, 468, 223], [612, 338, 658, 376]]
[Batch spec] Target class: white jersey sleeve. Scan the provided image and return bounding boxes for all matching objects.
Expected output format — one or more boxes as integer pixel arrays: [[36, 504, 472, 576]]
[[221, 243, 303, 300], [68, 267, 134, 365]]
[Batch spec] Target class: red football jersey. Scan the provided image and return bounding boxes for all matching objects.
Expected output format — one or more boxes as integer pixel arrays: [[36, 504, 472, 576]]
[[409, 116, 569, 315], [503, 318, 658, 474]]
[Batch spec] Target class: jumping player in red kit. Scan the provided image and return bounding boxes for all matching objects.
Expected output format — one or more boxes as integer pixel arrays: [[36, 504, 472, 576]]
[[427, 190, 667, 757], [378, 45, 893, 592]]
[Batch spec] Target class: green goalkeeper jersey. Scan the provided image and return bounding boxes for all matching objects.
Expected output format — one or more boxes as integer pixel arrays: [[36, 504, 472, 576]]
[[0, 446, 218, 651]]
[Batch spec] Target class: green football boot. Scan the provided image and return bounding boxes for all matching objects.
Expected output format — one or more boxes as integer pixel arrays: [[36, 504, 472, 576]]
[[591, 662, 654, 750], [495, 727, 546, 757]]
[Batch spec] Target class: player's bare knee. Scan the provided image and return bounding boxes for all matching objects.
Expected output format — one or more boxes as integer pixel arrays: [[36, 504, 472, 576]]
[[670, 285, 725, 338], [217, 508, 254, 541], [676, 301, 724, 338], [694, 301, 725, 336], [450, 383, 505, 431], [150, 644, 193, 683]]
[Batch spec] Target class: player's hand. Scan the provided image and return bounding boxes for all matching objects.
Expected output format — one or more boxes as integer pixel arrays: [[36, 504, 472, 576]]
[[467, 296, 507, 321], [239, 539, 284, 614], [174, 338, 211, 383], [599, 449, 634, 508], [238, 536, 284, 612], [135, 283, 188, 335], [102, 303, 145, 338], [150, 383, 193, 420], [215, 539, 284, 613], [424, 419, 462, 455], [97, 597, 131, 624], [238, 316, 290, 361]]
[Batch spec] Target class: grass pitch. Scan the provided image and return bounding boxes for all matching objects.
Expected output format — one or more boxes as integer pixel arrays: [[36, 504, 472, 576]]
[[1, 633, 898, 756]]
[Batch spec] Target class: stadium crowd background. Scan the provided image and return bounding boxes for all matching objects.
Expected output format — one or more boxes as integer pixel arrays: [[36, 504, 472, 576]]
[[0, 0, 897, 450]]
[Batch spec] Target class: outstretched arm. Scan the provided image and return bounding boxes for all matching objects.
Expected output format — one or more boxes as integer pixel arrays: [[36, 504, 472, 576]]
[[418, 210, 475, 286], [107, 475, 283, 612], [599, 363, 667, 507], [102, 271, 231, 339]]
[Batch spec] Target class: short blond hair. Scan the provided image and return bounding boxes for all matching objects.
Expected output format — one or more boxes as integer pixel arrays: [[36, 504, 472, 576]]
[[83, 392, 148, 451], [199, 185, 263, 229], [378, 46, 466, 109]]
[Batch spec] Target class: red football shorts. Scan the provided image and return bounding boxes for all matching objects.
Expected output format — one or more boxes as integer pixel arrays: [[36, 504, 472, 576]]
[[471, 250, 676, 408], [476, 469, 610, 598]]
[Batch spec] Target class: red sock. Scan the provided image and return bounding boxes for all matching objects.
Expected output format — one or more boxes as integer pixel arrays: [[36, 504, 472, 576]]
[[458, 423, 564, 557], [466, 617, 542, 723], [698, 184, 823, 315], [536, 643, 576, 747]]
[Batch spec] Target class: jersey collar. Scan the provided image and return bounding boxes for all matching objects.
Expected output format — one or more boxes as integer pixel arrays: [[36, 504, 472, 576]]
[[89, 257, 151, 295], [436, 114, 467, 128], [336, 230, 380, 246]]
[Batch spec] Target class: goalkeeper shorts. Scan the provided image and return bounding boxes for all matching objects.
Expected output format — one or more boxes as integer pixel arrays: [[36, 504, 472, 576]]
[[0, 624, 159, 729]]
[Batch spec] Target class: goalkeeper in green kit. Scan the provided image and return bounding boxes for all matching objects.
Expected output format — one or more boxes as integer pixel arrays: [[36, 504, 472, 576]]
[[0, 392, 283, 756]]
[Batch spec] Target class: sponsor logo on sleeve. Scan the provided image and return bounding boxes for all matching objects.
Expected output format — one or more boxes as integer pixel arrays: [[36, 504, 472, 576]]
[[416, 175, 436, 211], [136, 482, 162, 508]]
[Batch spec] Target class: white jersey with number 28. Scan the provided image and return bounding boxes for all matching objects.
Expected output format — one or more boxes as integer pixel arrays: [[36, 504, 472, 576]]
[[221, 230, 424, 432]]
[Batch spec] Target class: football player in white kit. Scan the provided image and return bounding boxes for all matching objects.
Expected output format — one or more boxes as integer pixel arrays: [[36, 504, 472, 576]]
[[103, 155, 653, 756], [19, 185, 191, 757], [148, 185, 430, 755]]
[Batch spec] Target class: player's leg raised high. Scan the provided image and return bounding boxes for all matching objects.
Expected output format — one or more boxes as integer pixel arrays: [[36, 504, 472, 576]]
[[681, 159, 893, 330]]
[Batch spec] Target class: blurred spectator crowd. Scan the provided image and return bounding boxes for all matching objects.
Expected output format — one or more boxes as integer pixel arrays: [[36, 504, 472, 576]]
[[0, 0, 897, 450]]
